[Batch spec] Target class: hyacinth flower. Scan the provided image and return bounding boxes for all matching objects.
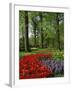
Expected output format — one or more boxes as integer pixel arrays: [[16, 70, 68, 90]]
[[39, 59, 64, 76]]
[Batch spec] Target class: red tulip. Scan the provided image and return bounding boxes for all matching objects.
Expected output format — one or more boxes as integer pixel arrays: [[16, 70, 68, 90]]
[[19, 53, 53, 79]]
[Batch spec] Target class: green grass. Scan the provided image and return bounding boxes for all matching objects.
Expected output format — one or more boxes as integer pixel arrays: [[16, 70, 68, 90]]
[[19, 48, 43, 59], [54, 74, 64, 77], [19, 48, 64, 60]]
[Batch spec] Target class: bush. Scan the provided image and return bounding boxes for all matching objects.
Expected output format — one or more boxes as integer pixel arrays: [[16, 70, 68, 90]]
[[53, 51, 64, 61]]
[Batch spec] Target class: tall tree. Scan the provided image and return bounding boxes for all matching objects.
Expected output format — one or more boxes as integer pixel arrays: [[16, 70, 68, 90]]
[[39, 12, 44, 48], [56, 13, 61, 50], [24, 11, 30, 51], [32, 17, 37, 47], [19, 11, 25, 51]]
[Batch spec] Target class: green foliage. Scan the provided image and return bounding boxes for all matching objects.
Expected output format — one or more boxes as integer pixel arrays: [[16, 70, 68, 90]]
[[19, 10, 64, 54], [53, 50, 64, 61]]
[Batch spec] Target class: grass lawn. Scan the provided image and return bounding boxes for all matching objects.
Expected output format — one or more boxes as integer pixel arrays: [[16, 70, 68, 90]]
[[19, 48, 64, 61]]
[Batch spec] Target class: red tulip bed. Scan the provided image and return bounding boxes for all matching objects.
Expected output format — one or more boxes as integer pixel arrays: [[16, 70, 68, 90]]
[[19, 53, 54, 79]]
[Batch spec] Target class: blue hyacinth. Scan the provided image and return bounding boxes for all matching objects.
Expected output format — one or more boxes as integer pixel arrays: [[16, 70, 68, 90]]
[[40, 59, 64, 76]]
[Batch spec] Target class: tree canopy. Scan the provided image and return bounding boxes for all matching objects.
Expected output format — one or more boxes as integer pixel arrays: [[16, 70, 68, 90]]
[[19, 11, 64, 51]]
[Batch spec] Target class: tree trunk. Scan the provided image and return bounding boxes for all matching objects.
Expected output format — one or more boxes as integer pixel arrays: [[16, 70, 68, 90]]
[[40, 12, 43, 48], [24, 11, 29, 52], [56, 13, 61, 50], [33, 22, 37, 47], [22, 27, 24, 51]]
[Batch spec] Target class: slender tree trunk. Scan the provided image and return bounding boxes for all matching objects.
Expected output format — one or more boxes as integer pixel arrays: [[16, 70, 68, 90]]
[[33, 23, 37, 47], [56, 13, 61, 50], [24, 11, 29, 52], [40, 12, 43, 48], [22, 27, 24, 51]]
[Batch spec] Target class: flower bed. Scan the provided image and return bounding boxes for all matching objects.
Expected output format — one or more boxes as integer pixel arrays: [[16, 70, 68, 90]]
[[19, 53, 64, 79], [39, 59, 64, 76], [19, 54, 53, 79]]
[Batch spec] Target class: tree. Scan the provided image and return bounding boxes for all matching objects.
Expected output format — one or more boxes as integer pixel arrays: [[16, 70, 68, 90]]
[[19, 11, 25, 51], [19, 11, 64, 51], [39, 12, 44, 48], [32, 17, 37, 47], [24, 11, 30, 51], [56, 13, 64, 50]]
